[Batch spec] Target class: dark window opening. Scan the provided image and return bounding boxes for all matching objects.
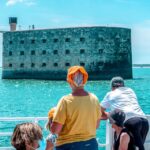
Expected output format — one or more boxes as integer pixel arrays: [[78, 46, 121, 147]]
[[31, 39, 35, 44], [65, 38, 70, 42], [53, 38, 58, 43], [98, 37, 104, 42], [9, 63, 12, 67], [80, 37, 85, 42], [20, 63, 24, 68], [53, 50, 58, 54], [9, 51, 12, 56], [20, 51, 24, 55], [31, 50, 35, 55], [54, 63, 58, 67], [20, 40, 24, 44], [80, 62, 85, 66], [126, 38, 130, 42], [42, 39, 47, 43], [65, 63, 70, 66], [31, 63, 35, 67], [65, 49, 70, 54], [98, 61, 103, 66], [42, 50, 46, 55], [42, 63, 46, 67], [99, 49, 103, 54], [9, 41, 13, 44], [80, 49, 85, 54]]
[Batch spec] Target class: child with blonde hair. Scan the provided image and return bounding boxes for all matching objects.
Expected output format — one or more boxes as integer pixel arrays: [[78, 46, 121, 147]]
[[45, 107, 57, 150]]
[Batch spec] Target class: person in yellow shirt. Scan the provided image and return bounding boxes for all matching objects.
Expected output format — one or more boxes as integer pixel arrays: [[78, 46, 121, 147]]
[[50, 66, 101, 150]]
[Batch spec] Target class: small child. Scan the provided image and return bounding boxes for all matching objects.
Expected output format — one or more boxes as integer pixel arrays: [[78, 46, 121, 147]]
[[45, 107, 57, 150]]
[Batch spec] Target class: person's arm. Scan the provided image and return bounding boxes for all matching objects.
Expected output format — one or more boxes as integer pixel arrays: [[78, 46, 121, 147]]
[[119, 132, 130, 150], [45, 140, 54, 150], [50, 122, 63, 134], [96, 118, 101, 129], [100, 106, 109, 120]]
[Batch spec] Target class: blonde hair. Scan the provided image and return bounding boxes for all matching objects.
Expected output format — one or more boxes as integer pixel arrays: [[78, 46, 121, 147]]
[[11, 122, 42, 150], [46, 118, 53, 131], [46, 107, 56, 131]]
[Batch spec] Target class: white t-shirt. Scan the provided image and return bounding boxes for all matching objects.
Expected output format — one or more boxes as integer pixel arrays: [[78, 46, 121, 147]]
[[101, 87, 146, 121]]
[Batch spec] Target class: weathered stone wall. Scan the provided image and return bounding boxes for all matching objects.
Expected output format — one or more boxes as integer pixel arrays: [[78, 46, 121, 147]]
[[2, 26, 132, 80]]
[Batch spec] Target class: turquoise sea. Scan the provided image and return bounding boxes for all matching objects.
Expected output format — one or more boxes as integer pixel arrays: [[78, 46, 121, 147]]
[[0, 67, 150, 149]]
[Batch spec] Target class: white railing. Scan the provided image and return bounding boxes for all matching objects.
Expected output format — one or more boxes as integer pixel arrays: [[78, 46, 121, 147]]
[[0, 117, 108, 149], [0, 115, 150, 150]]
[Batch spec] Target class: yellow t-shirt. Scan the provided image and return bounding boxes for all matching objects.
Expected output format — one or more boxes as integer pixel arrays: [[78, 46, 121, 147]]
[[53, 93, 101, 146]]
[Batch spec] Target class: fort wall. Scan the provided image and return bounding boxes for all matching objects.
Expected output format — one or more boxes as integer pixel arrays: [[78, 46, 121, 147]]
[[2, 26, 132, 80]]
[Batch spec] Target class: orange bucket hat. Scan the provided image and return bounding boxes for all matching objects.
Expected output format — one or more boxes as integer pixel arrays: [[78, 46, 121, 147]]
[[48, 107, 56, 119], [67, 66, 88, 87]]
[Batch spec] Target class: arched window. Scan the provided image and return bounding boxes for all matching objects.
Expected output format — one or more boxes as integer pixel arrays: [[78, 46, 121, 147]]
[[54, 63, 58, 67], [65, 63, 70, 66], [42, 63, 46, 67], [80, 49, 85, 54], [65, 49, 70, 54], [9, 51, 12, 56]]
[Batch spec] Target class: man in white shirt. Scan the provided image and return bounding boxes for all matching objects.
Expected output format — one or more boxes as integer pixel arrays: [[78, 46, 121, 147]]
[[101, 76, 149, 150]]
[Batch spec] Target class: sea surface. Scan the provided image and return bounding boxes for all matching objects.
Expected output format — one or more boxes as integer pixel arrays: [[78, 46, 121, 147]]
[[0, 67, 150, 149]]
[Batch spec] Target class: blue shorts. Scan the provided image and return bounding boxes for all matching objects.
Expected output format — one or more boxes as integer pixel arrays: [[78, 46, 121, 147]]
[[56, 138, 98, 150]]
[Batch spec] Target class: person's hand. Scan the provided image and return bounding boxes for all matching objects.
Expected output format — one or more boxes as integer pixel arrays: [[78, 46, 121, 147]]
[[45, 140, 54, 150]]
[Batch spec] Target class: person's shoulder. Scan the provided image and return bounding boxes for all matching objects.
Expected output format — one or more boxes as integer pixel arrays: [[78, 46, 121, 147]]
[[120, 132, 130, 140], [89, 93, 98, 98], [122, 87, 136, 94], [62, 94, 72, 99]]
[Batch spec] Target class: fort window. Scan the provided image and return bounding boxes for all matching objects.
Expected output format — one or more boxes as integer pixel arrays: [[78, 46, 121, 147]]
[[126, 38, 130, 42], [98, 61, 103, 66], [80, 62, 85, 66], [54, 63, 58, 67], [65, 63, 70, 67], [65, 38, 70, 42], [42, 39, 47, 43], [31, 50, 35, 55], [20, 63, 24, 68], [99, 49, 103, 54], [9, 51, 12, 56], [80, 49, 85, 54], [20, 51, 24, 55], [53, 38, 58, 43], [20, 40, 24, 44], [31, 63, 35, 68], [9, 41, 13, 44], [65, 49, 70, 54], [31, 39, 35, 44], [98, 37, 104, 42], [42, 50, 46, 55], [9, 63, 12, 67], [42, 63, 46, 67], [53, 50, 58, 55], [80, 37, 85, 42]]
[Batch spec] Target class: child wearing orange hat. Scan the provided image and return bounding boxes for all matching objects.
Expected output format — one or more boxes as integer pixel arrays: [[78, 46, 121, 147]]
[[45, 107, 57, 150]]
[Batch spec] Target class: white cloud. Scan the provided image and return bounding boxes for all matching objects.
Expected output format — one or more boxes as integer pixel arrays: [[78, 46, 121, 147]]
[[6, 0, 36, 6], [6, 0, 23, 6]]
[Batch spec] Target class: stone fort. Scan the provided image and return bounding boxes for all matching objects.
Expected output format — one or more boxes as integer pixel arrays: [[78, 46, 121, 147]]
[[2, 17, 132, 80]]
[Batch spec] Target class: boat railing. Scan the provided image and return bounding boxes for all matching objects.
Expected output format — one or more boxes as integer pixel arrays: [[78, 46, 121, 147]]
[[0, 117, 108, 150], [0, 115, 150, 150]]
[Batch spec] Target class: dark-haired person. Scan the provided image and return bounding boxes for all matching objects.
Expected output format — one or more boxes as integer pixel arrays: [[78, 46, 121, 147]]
[[109, 109, 136, 150], [11, 122, 43, 150], [50, 66, 101, 150], [101, 76, 149, 150]]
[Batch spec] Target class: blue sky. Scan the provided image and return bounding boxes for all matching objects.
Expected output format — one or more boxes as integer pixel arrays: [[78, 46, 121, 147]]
[[0, 0, 150, 64]]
